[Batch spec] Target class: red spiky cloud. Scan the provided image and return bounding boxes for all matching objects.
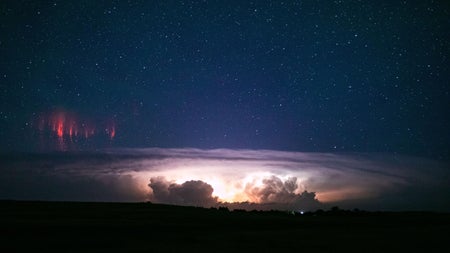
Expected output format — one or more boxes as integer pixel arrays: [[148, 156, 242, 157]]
[[35, 108, 116, 150]]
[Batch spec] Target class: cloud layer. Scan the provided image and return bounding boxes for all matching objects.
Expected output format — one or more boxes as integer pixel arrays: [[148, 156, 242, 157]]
[[0, 148, 448, 211]]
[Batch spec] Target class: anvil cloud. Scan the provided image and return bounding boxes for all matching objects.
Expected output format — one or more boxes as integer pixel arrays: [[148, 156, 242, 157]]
[[0, 148, 448, 211]]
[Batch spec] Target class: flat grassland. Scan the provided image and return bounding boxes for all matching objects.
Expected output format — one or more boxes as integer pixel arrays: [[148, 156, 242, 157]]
[[1, 201, 449, 252]]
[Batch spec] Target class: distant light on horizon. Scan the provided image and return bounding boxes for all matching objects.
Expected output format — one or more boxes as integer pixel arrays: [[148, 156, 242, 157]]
[[1, 148, 448, 212]]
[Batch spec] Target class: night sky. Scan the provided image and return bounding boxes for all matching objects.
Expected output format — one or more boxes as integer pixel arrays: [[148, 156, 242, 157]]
[[1, 0, 449, 158]]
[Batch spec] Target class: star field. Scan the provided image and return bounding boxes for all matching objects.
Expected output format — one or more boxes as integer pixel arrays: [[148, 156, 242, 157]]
[[0, 1, 449, 159]]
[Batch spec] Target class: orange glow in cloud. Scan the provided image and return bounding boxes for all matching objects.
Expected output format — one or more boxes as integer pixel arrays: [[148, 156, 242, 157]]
[[121, 148, 418, 206], [132, 160, 312, 203], [3, 149, 447, 211]]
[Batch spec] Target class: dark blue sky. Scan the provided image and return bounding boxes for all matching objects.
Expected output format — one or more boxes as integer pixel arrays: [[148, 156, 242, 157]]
[[1, 1, 449, 159]]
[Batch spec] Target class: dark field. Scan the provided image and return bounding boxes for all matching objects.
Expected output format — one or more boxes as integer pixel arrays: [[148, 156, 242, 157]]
[[1, 201, 449, 252]]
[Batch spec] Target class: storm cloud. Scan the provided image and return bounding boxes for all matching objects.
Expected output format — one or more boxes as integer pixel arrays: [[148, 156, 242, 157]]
[[147, 175, 323, 211], [149, 177, 218, 207], [0, 148, 448, 211]]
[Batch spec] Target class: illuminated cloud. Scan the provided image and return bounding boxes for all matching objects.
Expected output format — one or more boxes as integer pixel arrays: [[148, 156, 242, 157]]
[[147, 175, 322, 211], [149, 177, 218, 207], [0, 149, 448, 211]]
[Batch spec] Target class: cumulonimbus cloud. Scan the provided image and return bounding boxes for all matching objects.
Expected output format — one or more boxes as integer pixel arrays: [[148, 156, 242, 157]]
[[0, 148, 448, 211], [149, 177, 218, 207], [147, 175, 323, 211]]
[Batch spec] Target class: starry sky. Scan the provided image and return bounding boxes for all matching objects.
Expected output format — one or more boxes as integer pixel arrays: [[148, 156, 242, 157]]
[[1, 0, 449, 159]]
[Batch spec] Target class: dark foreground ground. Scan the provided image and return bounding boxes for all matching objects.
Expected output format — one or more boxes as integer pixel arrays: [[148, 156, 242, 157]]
[[1, 201, 449, 252]]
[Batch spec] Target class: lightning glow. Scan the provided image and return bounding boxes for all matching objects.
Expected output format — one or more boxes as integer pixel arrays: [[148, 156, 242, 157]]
[[1, 148, 448, 211], [122, 149, 411, 204]]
